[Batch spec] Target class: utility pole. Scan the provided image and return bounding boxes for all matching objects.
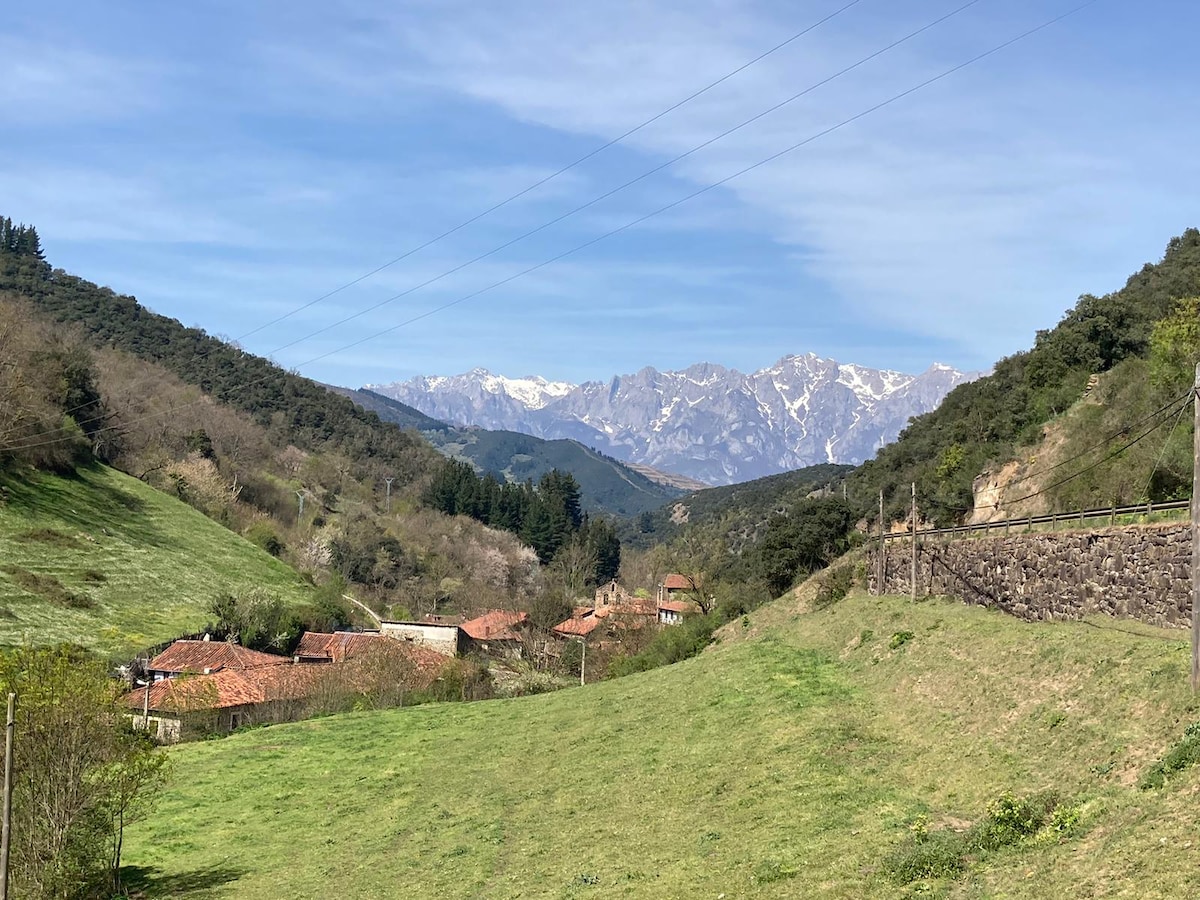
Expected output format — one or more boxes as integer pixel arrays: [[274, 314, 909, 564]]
[[579, 639, 586, 687], [911, 482, 918, 602], [384, 477, 394, 514], [1, 693, 15, 900], [877, 490, 885, 595], [1191, 363, 1200, 691], [295, 490, 305, 521]]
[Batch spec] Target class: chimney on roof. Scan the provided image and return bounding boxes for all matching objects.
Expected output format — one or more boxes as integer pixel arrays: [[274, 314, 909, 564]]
[[202, 633, 211, 642]]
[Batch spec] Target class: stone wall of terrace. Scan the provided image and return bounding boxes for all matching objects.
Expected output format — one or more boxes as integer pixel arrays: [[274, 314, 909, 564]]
[[867, 523, 1191, 628]]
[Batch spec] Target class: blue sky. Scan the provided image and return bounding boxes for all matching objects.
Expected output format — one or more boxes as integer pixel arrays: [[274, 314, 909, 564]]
[[3, 0, 1197, 387]]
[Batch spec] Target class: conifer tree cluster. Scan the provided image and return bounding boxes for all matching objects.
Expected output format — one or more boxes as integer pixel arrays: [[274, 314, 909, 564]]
[[422, 459, 620, 582], [0, 217, 44, 259]]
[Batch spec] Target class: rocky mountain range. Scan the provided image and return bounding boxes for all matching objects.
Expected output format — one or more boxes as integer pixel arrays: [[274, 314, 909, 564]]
[[367, 354, 977, 485]]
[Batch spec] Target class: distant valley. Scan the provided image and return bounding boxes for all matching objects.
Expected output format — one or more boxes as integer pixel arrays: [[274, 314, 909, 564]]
[[367, 354, 977, 485]]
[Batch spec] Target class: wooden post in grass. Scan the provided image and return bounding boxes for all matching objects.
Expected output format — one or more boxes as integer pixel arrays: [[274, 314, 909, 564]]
[[1191, 363, 1200, 691], [911, 482, 918, 601], [1, 692, 14, 900]]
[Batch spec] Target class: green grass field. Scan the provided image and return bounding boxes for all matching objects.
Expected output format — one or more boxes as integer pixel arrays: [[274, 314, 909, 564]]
[[0, 465, 312, 658], [124, 590, 1200, 898]]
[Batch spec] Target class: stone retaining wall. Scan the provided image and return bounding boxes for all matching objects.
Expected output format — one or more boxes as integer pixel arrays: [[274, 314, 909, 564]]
[[867, 523, 1191, 628]]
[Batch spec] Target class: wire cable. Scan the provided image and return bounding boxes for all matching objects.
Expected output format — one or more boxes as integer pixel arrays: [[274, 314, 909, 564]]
[[233, 0, 871, 342], [3, 1, 1099, 456], [1140, 388, 1193, 501], [257, 0, 988, 363]]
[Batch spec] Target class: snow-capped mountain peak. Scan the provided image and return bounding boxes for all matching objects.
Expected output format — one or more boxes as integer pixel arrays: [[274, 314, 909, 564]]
[[369, 355, 976, 485]]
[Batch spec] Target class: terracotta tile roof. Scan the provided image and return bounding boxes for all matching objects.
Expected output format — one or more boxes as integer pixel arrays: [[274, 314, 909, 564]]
[[125, 665, 321, 713], [460, 610, 528, 641], [294, 631, 394, 662], [553, 615, 602, 637], [148, 640, 288, 675], [662, 574, 697, 591], [658, 600, 695, 613]]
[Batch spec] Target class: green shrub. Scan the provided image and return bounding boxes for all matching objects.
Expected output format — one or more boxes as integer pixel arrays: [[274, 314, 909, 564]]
[[814, 564, 855, 610], [1139, 722, 1200, 789], [967, 791, 1058, 852], [607, 613, 719, 677], [245, 520, 285, 557], [881, 829, 965, 884], [883, 791, 1063, 886], [889, 631, 915, 650]]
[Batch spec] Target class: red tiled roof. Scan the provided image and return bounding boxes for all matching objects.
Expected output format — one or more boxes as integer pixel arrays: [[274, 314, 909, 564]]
[[294, 631, 393, 662], [658, 600, 695, 613], [460, 610, 528, 641], [125, 665, 320, 713], [662, 574, 697, 591], [553, 615, 601, 637], [148, 640, 288, 675]]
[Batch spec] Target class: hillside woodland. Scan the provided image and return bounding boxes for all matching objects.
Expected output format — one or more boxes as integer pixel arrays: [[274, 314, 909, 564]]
[[851, 229, 1200, 526], [0, 222, 647, 660]]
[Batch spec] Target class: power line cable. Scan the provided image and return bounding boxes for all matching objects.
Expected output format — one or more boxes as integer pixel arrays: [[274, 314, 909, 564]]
[[914, 390, 1191, 515], [233, 0, 871, 342], [3, 0, 1098, 456], [1140, 388, 1194, 501], [256, 0, 988, 363], [928, 395, 1192, 516], [24, 0, 930, 428]]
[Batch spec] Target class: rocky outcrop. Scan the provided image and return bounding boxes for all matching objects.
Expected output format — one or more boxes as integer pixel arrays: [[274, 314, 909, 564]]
[[868, 524, 1191, 628]]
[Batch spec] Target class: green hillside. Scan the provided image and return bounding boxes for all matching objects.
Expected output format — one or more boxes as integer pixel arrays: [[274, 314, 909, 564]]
[[0, 465, 312, 658], [433, 427, 685, 518], [625, 462, 852, 549], [850, 228, 1200, 525], [123, 590, 1200, 898]]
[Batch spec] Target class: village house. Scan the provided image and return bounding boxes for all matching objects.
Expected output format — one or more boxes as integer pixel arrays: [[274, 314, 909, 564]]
[[656, 573, 699, 605], [126, 664, 320, 743], [145, 637, 286, 681], [553, 582, 657, 646], [459, 610, 529, 658], [127, 631, 450, 742], [378, 619, 464, 656]]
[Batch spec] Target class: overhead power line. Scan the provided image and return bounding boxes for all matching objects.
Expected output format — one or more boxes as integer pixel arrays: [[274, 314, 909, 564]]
[[232, 0, 871, 342], [20, 0, 982, 436], [918, 391, 1192, 516], [13, 0, 870, 431], [257, 0, 988, 362], [4, 0, 1099, 455]]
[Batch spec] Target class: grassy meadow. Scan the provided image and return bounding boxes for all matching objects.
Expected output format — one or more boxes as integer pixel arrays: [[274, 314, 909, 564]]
[[125, 590, 1200, 898], [0, 464, 312, 658]]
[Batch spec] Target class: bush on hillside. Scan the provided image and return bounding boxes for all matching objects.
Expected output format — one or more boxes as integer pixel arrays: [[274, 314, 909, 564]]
[[1139, 722, 1200, 789], [607, 613, 720, 677]]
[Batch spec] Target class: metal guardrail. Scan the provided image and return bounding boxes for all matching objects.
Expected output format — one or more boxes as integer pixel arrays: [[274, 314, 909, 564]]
[[882, 499, 1191, 542]]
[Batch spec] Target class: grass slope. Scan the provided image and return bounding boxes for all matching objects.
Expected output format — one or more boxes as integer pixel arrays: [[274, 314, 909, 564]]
[[126, 592, 1200, 898], [0, 465, 312, 658]]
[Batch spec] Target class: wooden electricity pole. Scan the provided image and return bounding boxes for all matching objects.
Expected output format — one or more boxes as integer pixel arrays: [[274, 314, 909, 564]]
[[878, 490, 885, 595], [1, 692, 15, 900], [1191, 363, 1200, 691], [911, 482, 918, 602]]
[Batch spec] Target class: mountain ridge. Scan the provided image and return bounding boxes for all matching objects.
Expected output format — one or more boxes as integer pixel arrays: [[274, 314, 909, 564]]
[[368, 354, 976, 485]]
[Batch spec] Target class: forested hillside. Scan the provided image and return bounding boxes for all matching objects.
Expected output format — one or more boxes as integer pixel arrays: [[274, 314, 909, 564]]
[[850, 229, 1200, 525], [0, 222, 436, 489], [0, 218, 646, 656]]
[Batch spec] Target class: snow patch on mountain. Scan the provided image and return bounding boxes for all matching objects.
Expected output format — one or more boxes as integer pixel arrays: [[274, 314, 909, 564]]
[[370, 355, 977, 485]]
